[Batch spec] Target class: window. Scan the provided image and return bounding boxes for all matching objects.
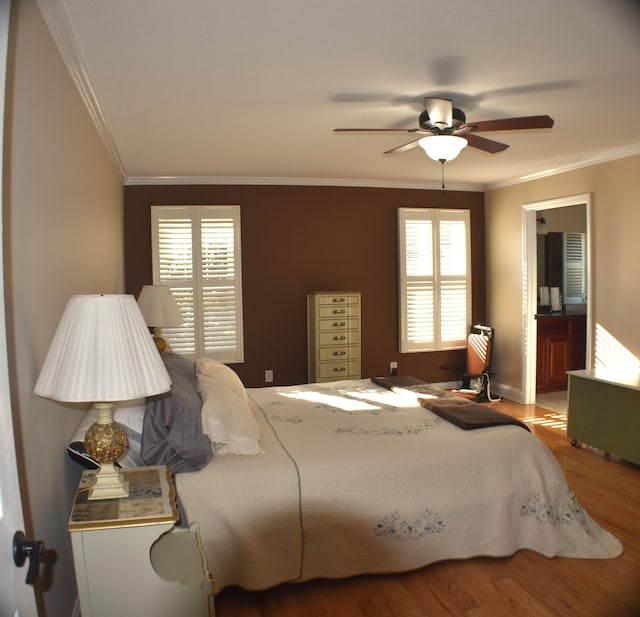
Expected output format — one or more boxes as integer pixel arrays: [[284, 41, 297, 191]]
[[563, 232, 586, 304], [398, 208, 471, 352], [151, 205, 244, 362]]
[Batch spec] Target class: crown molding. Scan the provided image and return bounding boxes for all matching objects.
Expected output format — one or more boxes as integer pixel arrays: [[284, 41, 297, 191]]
[[36, 0, 127, 181], [486, 143, 640, 190], [124, 143, 640, 192], [124, 175, 485, 192]]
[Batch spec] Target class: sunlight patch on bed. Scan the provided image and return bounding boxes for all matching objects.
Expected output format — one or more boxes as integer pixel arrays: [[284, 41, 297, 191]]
[[278, 389, 382, 411], [338, 387, 423, 408]]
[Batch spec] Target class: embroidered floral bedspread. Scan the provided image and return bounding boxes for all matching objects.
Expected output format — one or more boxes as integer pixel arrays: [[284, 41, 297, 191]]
[[177, 379, 622, 593]]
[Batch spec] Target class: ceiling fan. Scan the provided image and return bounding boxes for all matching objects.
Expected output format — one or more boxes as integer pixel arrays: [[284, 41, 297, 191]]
[[334, 97, 554, 162]]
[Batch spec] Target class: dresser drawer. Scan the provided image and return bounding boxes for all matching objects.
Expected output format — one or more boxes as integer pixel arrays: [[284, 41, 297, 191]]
[[317, 305, 359, 318], [318, 346, 359, 361], [318, 360, 360, 380], [318, 330, 360, 347], [316, 294, 359, 307], [317, 317, 359, 332]]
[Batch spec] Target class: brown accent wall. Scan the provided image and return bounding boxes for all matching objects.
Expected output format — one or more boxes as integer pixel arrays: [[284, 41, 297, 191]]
[[124, 184, 485, 387]]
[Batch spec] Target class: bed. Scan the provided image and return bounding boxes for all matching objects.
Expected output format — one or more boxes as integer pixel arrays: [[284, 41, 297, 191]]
[[68, 352, 623, 594]]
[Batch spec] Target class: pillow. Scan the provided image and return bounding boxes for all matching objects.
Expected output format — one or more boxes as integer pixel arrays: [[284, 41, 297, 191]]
[[67, 400, 147, 469], [163, 350, 198, 384], [196, 357, 248, 403], [142, 353, 213, 473], [198, 373, 263, 456], [196, 375, 229, 446]]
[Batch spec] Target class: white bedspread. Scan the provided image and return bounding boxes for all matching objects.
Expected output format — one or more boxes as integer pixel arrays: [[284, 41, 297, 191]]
[[175, 380, 622, 593]]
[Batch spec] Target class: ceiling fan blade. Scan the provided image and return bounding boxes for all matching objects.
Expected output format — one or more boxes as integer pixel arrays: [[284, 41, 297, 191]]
[[465, 133, 509, 154], [423, 97, 453, 127], [463, 115, 554, 132], [452, 124, 476, 136], [383, 139, 422, 155], [333, 128, 426, 135]]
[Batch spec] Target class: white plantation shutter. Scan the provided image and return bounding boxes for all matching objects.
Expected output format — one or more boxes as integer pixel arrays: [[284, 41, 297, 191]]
[[399, 208, 471, 352], [151, 206, 244, 362], [201, 218, 240, 355], [406, 284, 435, 346], [439, 218, 469, 344], [563, 232, 586, 304]]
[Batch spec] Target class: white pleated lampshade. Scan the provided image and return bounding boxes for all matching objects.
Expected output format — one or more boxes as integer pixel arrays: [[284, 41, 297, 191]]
[[34, 294, 172, 402], [136, 285, 184, 328]]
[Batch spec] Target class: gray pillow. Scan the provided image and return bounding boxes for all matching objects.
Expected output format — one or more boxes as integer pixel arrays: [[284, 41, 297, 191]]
[[141, 353, 213, 473], [162, 351, 197, 384]]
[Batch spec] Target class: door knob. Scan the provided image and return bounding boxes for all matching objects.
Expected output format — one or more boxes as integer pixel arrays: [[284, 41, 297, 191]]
[[13, 530, 45, 585]]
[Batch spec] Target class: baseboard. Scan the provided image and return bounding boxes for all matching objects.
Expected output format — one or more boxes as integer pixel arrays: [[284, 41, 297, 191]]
[[432, 380, 524, 404], [490, 381, 523, 403], [431, 380, 460, 390]]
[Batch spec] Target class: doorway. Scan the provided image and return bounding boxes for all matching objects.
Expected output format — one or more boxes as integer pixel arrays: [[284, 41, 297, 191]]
[[521, 194, 593, 405]]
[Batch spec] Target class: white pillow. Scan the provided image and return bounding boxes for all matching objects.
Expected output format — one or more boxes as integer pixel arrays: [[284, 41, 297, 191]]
[[196, 374, 230, 446], [196, 357, 249, 403], [197, 374, 263, 456]]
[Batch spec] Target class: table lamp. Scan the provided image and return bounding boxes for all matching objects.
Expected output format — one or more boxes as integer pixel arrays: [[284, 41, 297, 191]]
[[136, 285, 184, 353], [34, 294, 171, 500]]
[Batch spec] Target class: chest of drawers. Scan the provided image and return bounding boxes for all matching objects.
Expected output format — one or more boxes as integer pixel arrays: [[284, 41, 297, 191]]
[[307, 292, 361, 382]]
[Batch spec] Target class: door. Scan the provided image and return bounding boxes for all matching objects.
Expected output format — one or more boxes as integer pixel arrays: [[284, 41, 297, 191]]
[[0, 0, 39, 613], [522, 195, 593, 404]]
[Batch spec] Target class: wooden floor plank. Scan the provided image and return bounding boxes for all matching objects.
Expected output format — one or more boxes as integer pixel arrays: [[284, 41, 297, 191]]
[[214, 399, 640, 617]]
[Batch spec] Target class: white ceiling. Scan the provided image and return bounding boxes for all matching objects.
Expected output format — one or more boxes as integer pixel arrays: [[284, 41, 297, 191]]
[[38, 0, 640, 190]]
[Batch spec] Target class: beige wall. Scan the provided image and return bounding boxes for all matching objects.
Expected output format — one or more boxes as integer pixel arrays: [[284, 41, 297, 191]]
[[485, 154, 640, 399], [5, 0, 123, 614]]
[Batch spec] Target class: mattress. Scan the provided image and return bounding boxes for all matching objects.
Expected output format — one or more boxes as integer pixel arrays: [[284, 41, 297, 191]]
[[175, 379, 622, 593]]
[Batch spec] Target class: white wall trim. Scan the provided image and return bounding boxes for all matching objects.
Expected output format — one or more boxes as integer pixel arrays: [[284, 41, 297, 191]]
[[487, 143, 640, 190], [124, 175, 485, 192], [491, 380, 523, 404], [521, 193, 593, 404], [125, 141, 640, 191]]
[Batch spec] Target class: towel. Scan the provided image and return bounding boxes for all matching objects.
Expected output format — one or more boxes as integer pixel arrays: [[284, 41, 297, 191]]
[[419, 397, 530, 432]]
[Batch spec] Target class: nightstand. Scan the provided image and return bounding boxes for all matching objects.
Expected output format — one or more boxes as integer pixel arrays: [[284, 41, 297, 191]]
[[69, 466, 214, 616]]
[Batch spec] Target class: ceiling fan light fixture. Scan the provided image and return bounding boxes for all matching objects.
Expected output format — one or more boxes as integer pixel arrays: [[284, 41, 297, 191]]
[[418, 135, 468, 162]]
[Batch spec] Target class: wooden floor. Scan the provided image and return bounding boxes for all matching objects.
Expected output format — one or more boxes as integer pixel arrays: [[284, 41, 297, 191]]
[[215, 398, 640, 617]]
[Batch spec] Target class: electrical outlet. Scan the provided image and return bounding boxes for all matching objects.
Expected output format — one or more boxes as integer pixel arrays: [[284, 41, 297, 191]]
[[390, 361, 398, 376], [265, 369, 274, 383]]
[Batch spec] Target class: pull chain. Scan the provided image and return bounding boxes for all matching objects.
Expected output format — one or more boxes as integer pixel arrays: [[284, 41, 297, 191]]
[[439, 158, 446, 190]]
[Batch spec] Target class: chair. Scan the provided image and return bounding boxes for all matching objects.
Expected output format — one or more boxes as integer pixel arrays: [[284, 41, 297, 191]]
[[454, 325, 500, 402]]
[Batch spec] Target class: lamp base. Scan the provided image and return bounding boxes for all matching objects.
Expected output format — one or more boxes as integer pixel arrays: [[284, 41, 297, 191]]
[[84, 402, 130, 500], [88, 463, 130, 500]]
